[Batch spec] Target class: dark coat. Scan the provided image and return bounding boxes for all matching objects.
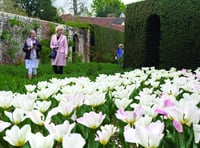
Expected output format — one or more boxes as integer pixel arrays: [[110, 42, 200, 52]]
[[23, 38, 42, 59]]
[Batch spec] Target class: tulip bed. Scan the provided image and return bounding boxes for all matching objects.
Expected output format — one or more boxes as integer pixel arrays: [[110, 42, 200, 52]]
[[0, 67, 200, 148]]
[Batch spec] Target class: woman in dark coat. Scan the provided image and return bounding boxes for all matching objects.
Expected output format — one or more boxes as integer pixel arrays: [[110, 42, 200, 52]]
[[23, 30, 41, 79]]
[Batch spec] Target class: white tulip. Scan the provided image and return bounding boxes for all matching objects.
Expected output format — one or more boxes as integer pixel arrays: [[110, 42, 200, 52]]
[[54, 93, 68, 102], [115, 108, 142, 125], [95, 124, 118, 145], [82, 83, 98, 95], [60, 85, 83, 96], [193, 124, 200, 144], [47, 83, 60, 94], [113, 86, 134, 99], [34, 101, 51, 113], [25, 84, 36, 93], [57, 101, 75, 116], [62, 133, 85, 148], [84, 91, 106, 107], [12, 94, 27, 109], [37, 88, 54, 100], [22, 96, 35, 111], [4, 108, 26, 124], [160, 79, 181, 96], [12, 94, 34, 111], [26, 92, 38, 101], [45, 120, 75, 142], [28, 132, 54, 148], [37, 81, 48, 90], [25, 110, 45, 126], [66, 93, 84, 108], [135, 91, 157, 106], [0, 120, 11, 132], [77, 111, 106, 129], [50, 78, 69, 87], [115, 98, 132, 109], [124, 120, 164, 147], [178, 98, 200, 125], [46, 107, 59, 122], [3, 125, 31, 146], [0, 91, 13, 109]]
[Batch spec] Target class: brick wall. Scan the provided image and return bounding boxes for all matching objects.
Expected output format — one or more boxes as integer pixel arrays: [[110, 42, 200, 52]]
[[61, 14, 124, 32]]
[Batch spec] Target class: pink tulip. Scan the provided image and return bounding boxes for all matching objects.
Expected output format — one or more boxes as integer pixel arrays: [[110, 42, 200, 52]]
[[173, 120, 183, 133], [115, 108, 141, 125]]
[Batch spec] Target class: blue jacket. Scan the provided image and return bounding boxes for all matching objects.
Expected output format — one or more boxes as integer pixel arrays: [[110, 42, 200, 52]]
[[116, 48, 123, 58]]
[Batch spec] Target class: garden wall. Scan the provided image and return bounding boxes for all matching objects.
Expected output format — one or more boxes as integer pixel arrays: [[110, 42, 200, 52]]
[[124, 0, 200, 69], [0, 11, 90, 64]]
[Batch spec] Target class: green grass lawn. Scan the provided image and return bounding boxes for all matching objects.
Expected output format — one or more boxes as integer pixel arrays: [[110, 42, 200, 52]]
[[0, 62, 128, 93]]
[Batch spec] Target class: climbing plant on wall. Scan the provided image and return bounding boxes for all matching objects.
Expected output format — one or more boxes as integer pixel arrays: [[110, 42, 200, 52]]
[[1, 17, 40, 64]]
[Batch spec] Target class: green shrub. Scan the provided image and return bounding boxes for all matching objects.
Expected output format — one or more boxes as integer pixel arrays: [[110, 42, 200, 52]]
[[48, 23, 57, 36], [9, 17, 23, 27], [102, 53, 116, 63], [72, 52, 83, 63], [40, 39, 51, 64], [124, 0, 152, 68], [0, 30, 9, 40], [125, 0, 200, 69]]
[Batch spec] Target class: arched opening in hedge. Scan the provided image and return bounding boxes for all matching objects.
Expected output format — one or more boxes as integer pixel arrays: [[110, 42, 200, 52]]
[[145, 14, 160, 68]]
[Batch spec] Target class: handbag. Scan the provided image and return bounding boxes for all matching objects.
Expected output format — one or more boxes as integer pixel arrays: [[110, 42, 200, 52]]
[[49, 35, 63, 59], [49, 48, 57, 59]]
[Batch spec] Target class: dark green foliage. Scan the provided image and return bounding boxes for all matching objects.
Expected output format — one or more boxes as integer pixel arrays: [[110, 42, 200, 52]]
[[91, 25, 124, 63], [72, 52, 83, 63], [91, 0, 126, 17], [9, 18, 23, 27], [125, 0, 200, 69], [40, 39, 51, 64], [96, 2, 125, 17], [1, 30, 9, 40], [124, 0, 153, 68], [38, 0, 59, 22], [16, 0, 59, 21]]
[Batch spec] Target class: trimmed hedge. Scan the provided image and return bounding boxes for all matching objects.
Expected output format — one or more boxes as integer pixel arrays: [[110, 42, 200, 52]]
[[125, 0, 200, 69], [91, 25, 124, 63]]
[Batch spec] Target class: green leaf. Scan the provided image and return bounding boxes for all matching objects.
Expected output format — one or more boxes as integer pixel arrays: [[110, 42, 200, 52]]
[[177, 132, 185, 148], [185, 125, 195, 147], [87, 129, 99, 148], [22, 142, 30, 148], [75, 124, 89, 140]]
